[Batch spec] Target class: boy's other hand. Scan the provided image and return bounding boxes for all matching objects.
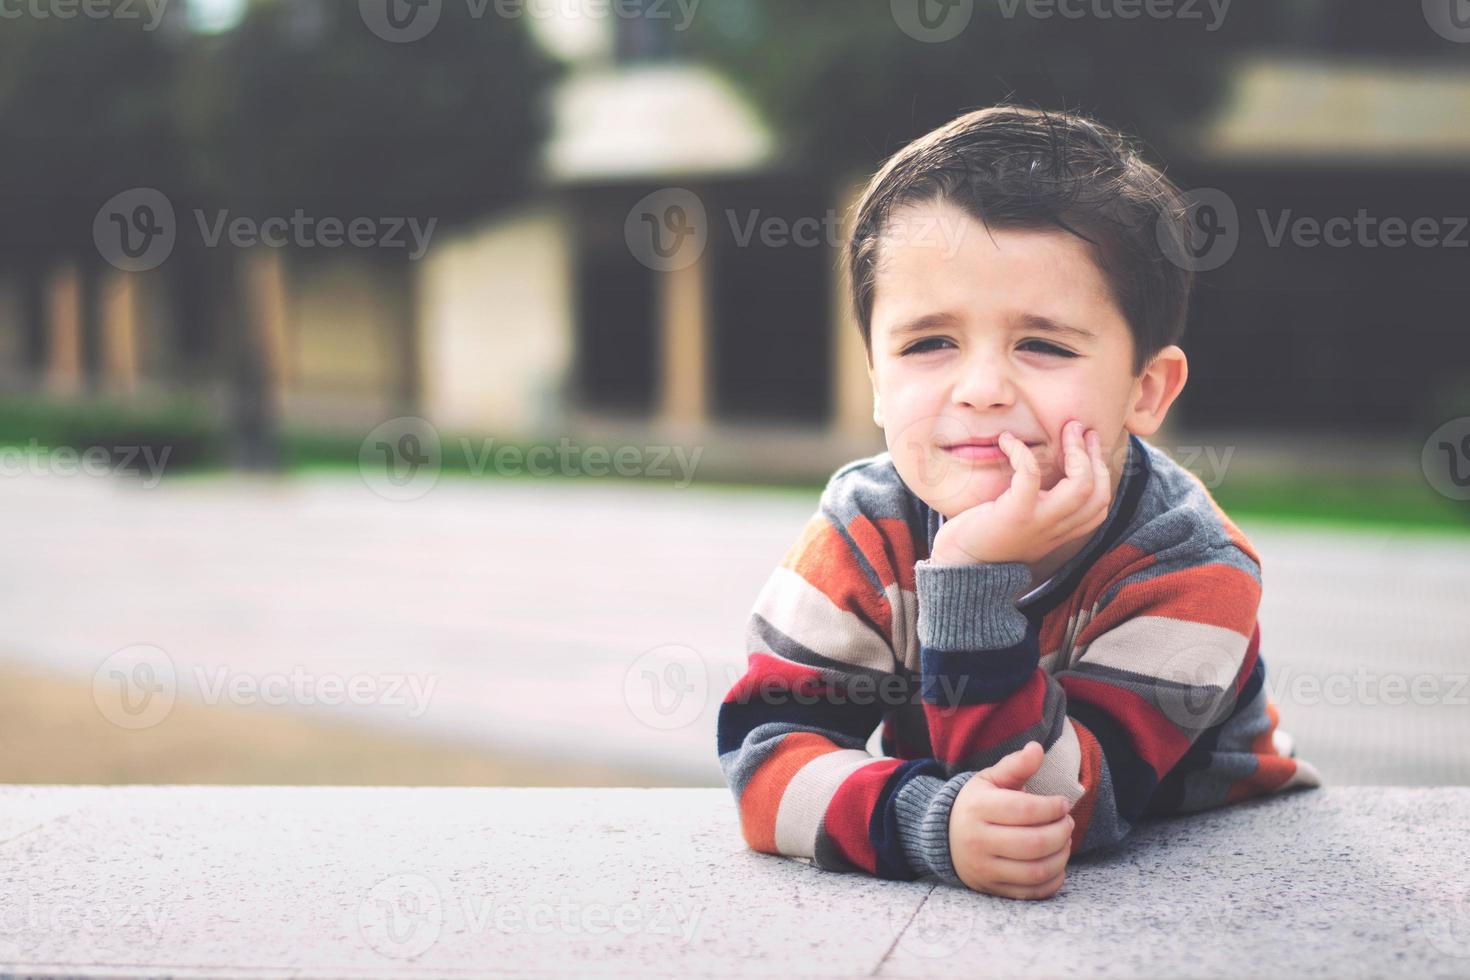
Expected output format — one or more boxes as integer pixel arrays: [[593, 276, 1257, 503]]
[[929, 420, 1111, 568], [948, 740, 1075, 900]]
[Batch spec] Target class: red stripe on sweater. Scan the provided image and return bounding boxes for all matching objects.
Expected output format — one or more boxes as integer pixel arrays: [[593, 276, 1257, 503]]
[[1077, 560, 1259, 645], [923, 671, 1050, 769], [824, 757, 907, 875], [722, 652, 824, 706], [1059, 673, 1192, 776], [1068, 718, 1104, 854]]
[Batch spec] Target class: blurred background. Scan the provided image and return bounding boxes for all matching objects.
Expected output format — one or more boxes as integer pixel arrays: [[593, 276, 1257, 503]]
[[0, 0, 1467, 789]]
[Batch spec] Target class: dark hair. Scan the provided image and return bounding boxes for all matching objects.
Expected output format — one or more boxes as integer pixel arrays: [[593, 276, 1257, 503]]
[[846, 104, 1194, 376]]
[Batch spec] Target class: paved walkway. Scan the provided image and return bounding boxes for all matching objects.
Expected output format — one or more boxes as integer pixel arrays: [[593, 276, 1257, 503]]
[[1, 785, 1467, 977], [1, 471, 1467, 785]]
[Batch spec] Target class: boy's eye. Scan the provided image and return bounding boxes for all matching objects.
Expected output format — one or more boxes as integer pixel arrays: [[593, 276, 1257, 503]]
[[1019, 340, 1078, 358], [900, 337, 954, 356]]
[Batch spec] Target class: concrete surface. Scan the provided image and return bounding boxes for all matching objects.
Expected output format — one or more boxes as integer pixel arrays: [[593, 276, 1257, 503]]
[[1, 786, 1467, 978], [0, 471, 1467, 787]]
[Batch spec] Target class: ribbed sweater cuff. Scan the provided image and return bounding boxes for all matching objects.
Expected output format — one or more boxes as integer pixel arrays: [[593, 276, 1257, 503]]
[[914, 559, 1032, 651], [892, 770, 980, 887]]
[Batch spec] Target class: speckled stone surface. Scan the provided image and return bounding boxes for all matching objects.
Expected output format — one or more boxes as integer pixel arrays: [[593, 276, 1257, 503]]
[[0, 787, 1466, 978]]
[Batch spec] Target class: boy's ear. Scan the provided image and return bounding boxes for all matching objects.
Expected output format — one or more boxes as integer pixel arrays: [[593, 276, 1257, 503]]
[[868, 361, 884, 428], [1125, 345, 1188, 437]]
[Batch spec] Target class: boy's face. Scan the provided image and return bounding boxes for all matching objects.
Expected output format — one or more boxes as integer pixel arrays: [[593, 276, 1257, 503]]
[[867, 198, 1149, 518]]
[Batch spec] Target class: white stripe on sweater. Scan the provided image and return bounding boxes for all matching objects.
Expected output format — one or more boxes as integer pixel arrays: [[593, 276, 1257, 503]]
[[774, 749, 881, 858]]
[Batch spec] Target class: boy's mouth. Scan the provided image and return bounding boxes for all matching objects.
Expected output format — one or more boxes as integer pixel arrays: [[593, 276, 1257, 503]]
[[940, 436, 1043, 462]]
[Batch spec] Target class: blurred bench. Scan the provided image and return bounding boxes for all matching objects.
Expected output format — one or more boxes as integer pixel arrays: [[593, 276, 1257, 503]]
[[1, 785, 1466, 977]]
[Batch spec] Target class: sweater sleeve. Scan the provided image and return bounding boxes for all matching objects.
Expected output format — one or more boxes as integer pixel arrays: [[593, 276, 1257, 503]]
[[911, 537, 1272, 856], [715, 471, 969, 884]]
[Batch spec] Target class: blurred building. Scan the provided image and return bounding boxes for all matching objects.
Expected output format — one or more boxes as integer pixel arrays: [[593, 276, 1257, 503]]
[[1, 5, 1467, 481]]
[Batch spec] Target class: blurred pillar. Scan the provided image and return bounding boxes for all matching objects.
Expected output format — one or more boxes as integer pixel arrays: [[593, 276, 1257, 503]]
[[44, 261, 81, 397], [242, 248, 289, 412], [393, 258, 420, 414], [657, 253, 708, 429], [99, 270, 139, 398], [832, 175, 876, 439], [229, 247, 288, 470]]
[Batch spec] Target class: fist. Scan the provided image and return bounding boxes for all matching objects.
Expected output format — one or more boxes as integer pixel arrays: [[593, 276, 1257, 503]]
[[949, 741, 1076, 900], [930, 420, 1112, 568]]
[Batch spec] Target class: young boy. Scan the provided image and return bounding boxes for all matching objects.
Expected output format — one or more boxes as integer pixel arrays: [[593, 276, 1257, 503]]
[[715, 105, 1321, 900]]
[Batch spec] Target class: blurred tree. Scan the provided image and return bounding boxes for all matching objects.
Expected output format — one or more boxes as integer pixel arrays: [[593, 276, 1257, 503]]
[[0, 4, 185, 390], [0, 0, 556, 468], [178, 0, 559, 468], [689, 0, 1317, 176]]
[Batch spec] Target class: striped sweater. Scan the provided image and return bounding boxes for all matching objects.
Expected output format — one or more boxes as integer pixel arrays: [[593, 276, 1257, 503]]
[[716, 432, 1322, 885]]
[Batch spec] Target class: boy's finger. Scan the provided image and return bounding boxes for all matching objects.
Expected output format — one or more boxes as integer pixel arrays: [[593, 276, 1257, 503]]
[[985, 845, 1072, 889], [1036, 423, 1095, 524], [985, 814, 1076, 861], [1062, 420, 1092, 483], [999, 432, 1040, 508], [973, 785, 1071, 826], [1087, 429, 1111, 491], [976, 740, 1043, 789]]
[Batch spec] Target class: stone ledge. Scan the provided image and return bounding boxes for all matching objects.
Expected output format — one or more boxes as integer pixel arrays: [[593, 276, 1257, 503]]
[[1, 786, 1466, 978]]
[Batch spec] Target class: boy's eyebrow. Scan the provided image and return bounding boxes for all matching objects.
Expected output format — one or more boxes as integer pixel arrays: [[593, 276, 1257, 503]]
[[1012, 313, 1097, 342], [889, 312, 961, 339], [888, 311, 1097, 342]]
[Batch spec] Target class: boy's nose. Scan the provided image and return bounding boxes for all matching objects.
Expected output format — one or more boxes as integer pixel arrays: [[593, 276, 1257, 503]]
[[950, 357, 1016, 408]]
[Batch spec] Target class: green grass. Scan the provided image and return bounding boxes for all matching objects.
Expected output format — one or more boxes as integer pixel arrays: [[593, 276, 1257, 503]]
[[2, 396, 1466, 534], [1211, 477, 1469, 536]]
